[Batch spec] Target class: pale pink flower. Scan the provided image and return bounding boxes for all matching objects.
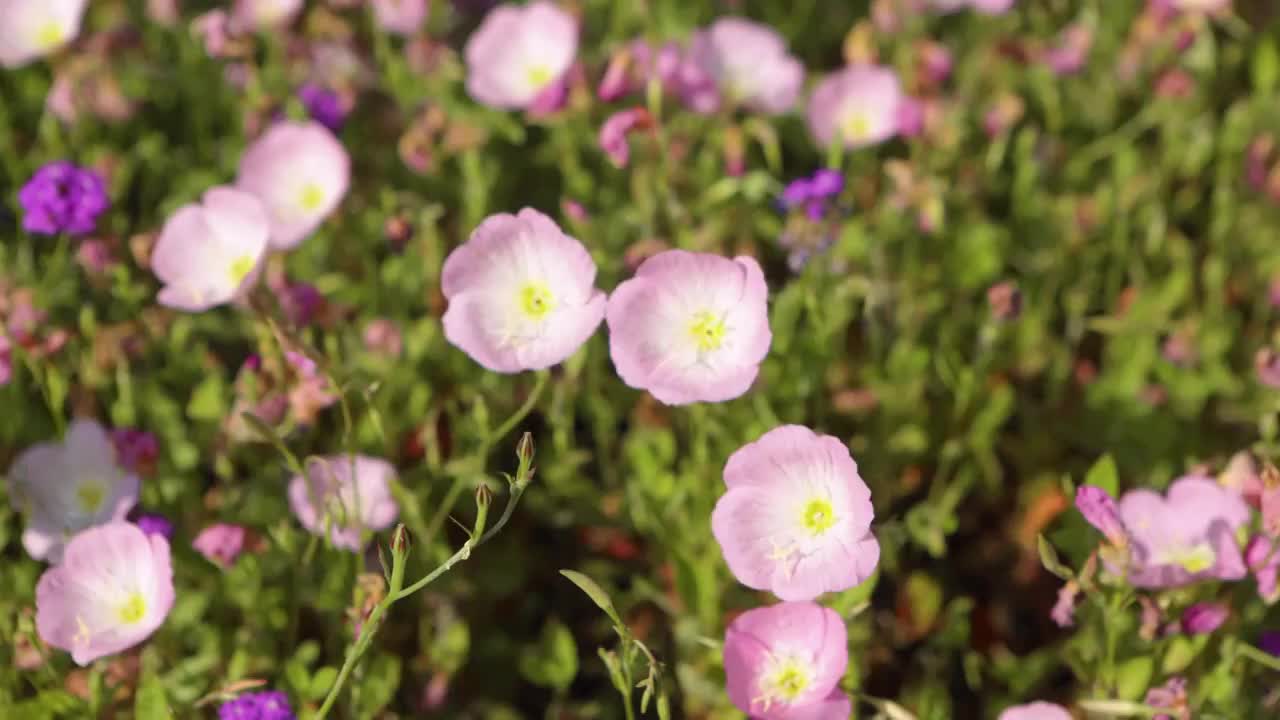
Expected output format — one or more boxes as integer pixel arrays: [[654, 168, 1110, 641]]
[[1246, 535, 1280, 604], [151, 187, 270, 312], [192, 523, 247, 567], [9, 420, 140, 563], [236, 121, 351, 250], [442, 208, 606, 373], [372, 0, 428, 36], [723, 601, 851, 719], [1119, 476, 1250, 588], [807, 65, 905, 151], [35, 523, 173, 665], [677, 18, 804, 115], [288, 455, 399, 551], [998, 702, 1072, 720], [932, 0, 1016, 13], [232, 0, 303, 31], [0, 0, 89, 68], [712, 425, 879, 601], [607, 250, 771, 405], [463, 2, 578, 110]]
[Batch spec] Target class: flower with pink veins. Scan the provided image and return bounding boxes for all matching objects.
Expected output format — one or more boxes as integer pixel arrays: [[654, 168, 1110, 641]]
[[712, 425, 879, 601], [606, 250, 771, 405], [807, 65, 905, 151], [463, 2, 578, 110], [236, 121, 351, 250], [151, 187, 269, 312], [0, 0, 89, 68], [35, 522, 174, 665], [723, 601, 851, 719], [442, 208, 605, 373], [677, 17, 804, 115], [1119, 476, 1250, 588]]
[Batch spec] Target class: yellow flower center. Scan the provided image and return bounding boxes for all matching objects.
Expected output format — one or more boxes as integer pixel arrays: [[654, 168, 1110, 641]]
[[34, 21, 64, 49], [801, 498, 837, 536], [688, 311, 727, 352], [841, 112, 871, 143], [117, 593, 147, 624], [228, 255, 255, 286], [519, 283, 555, 319], [298, 183, 326, 212], [75, 481, 105, 514], [1170, 545, 1216, 574], [757, 657, 812, 710], [526, 65, 553, 90]]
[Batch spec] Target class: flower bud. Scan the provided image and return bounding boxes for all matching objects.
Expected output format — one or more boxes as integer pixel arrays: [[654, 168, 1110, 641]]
[[516, 432, 535, 466], [1180, 602, 1229, 635], [391, 523, 412, 558]]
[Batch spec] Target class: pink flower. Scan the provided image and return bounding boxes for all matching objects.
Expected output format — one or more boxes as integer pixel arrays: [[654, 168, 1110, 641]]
[[1246, 535, 1280, 604], [372, 0, 428, 36], [288, 455, 399, 551], [236, 121, 351, 250], [1119, 476, 1250, 588], [607, 250, 771, 405], [1180, 602, 1229, 634], [807, 65, 904, 151], [36, 523, 173, 665], [193, 523, 247, 567], [8, 419, 140, 562], [442, 208, 606, 373], [463, 2, 577, 110], [932, 0, 1016, 13], [677, 18, 804, 115], [998, 702, 1072, 720], [363, 318, 403, 358], [1050, 580, 1079, 628], [723, 601, 851, 719], [0, 0, 89, 68], [712, 425, 879, 601], [598, 108, 651, 168], [151, 187, 270, 312], [1076, 485, 1127, 547], [1043, 23, 1093, 75], [231, 0, 303, 31], [597, 39, 682, 101]]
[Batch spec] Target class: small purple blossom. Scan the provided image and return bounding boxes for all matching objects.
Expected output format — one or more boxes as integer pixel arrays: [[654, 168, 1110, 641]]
[[1180, 602, 1229, 635], [1246, 535, 1280, 603], [18, 162, 110, 236], [1145, 676, 1190, 720], [298, 84, 347, 132], [218, 690, 296, 720], [1261, 630, 1280, 657], [134, 513, 175, 540], [110, 428, 160, 475], [1050, 580, 1078, 628], [598, 108, 651, 168]]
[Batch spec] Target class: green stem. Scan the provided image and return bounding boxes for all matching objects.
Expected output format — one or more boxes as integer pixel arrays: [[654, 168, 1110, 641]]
[[1239, 643, 1280, 672], [485, 370, 550, 452]]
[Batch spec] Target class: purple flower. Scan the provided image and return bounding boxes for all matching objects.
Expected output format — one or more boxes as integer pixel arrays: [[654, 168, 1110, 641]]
[[1260, 630, 1280, 657], [1119, 476, 1250, 588], [1180, 602, 1229, 635], [18, 161, 109, 236], [808, 169, 844, 199], [1075, 485, 1126, 547], [110, 428, 160, 475], [218, 690, 296, 720], [779, 178, 814, 210], [134, 513, 175, 540], [1050, 580, 1079, 628], [298, 84, 347, 132]]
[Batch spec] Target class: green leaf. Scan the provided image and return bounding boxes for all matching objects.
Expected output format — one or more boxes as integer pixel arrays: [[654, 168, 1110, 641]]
[[308, 666, 338, 701], [1115, 656, 1154, 701], [186, 373, 226, 421], [1084, 454, 1119, 497], [134, 670, 172, 720], [517, 619, 578, 692], [560, 569, 623, 628], [1254, 37, 1279, 94], [1036, 534, 1073, 581]]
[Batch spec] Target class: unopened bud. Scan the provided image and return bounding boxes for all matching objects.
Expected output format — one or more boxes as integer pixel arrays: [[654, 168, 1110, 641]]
[[516, 432, 535, 465], [475, 483, 493, 511], [391, 524, 412, 558]]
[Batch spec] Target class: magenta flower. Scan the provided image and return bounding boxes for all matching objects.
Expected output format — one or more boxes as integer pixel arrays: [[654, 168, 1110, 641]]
[[598, 108, 651, 168], [9, 419, 140, 562], [932, 0, 1016, 13], [677, 18, 804, 115], [1075, 485, 1127, 547], [1119, 476, 1250, 588], [372, 0, 428, 36], [236, 121, 351, 250], [723, 602, 851, 719], [463, 2, 577, 110], [18, 161, 109, 236], [607, 250, 771, 405], [151, 187, 269, 312], [712, 426, 879, 601], [442, 208, 605, 373], [298, 84, 347, 133], [193, 523, 248, 567], [35, 523, 174, 665], [288, 455, 399, 551], [0, 0, 88, 68], [218, 690, 296, 720], [231, 0, 303, 30], [134, 513, 174, 541], [1180, 602, 1229, 634], [998, 703, 1071, 720], [807, 65, 905, 151]]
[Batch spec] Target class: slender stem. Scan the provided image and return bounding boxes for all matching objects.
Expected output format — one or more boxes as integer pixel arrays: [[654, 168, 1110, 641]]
[[485, 370, 550, 452], [1240, 643, 1280, 672]]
